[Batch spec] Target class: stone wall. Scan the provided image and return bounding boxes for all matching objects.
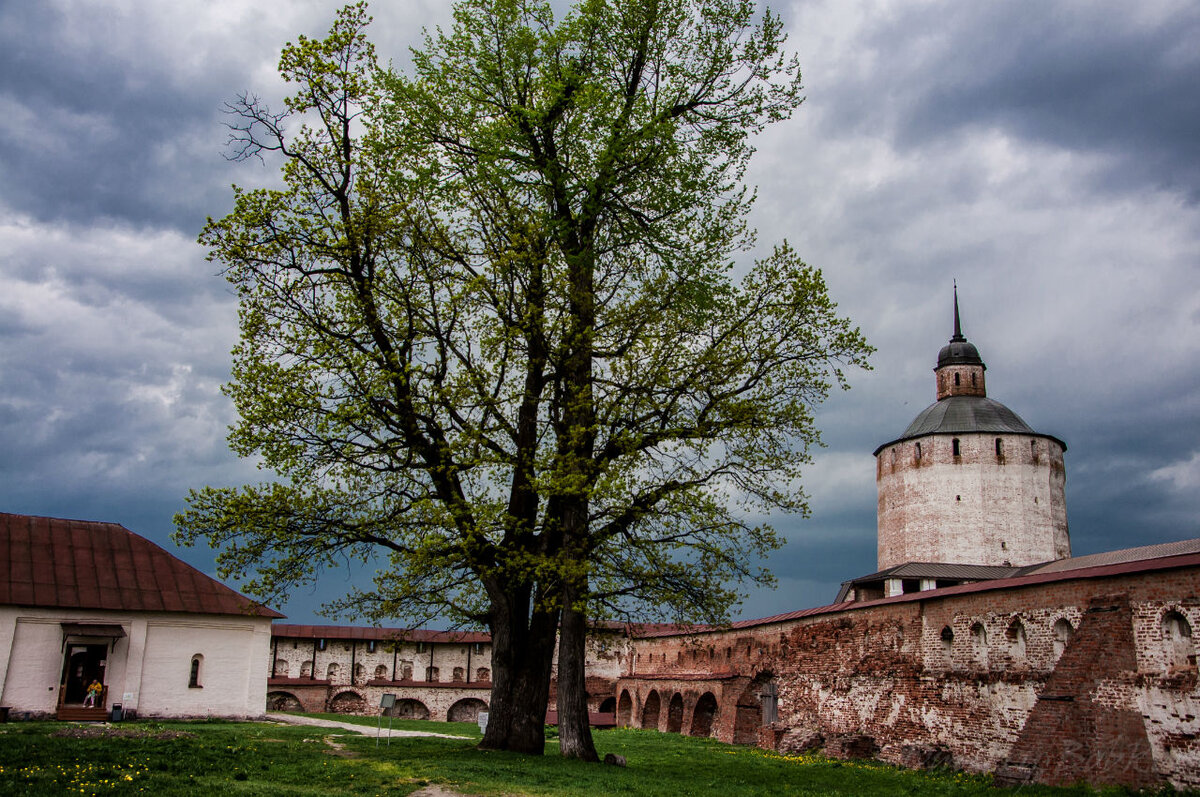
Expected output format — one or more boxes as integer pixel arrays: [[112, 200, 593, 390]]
[[615, 560, 1200, 790], [876, 432, 1069, 568]]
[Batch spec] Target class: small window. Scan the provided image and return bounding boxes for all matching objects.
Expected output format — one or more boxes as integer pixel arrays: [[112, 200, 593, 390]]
[[374, 664, 388, 679], [995, 438, 1003, 456], [915, 442, 922, 460], [327, 662, 340, 679], [1163, 611, 1195, 670], [952, 438, 961, 456], [473, 642, 484, 654], [954, 372, 960, 386], [417, 642, 427, 654], [189, 654, 203, 688], [1052, 619, 1073, 662], [940, 626, 954, 661], [367, 640, 377, 653], [425, 666, 440, 682], [476, 667, 490, 681], [317, 638, 327, 651]]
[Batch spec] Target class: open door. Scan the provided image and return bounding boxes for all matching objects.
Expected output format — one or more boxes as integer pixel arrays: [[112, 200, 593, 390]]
[[61, 644, 108, 706]]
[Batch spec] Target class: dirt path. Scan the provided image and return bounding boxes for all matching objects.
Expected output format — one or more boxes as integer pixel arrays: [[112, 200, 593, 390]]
[[266, 712, 470, 740]]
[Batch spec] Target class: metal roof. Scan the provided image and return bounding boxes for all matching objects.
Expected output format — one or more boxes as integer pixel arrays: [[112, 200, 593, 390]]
[[272, 623, 489, 644], [873, 395, 1066, 454], [0, 512, 283, 618], [1026, 538, 1200, 575]]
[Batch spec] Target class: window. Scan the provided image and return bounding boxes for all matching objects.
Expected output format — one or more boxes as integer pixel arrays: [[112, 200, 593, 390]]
[[476, 667, 490, 681], [374, 664, 388, 679], [425, 666, 440, 682], [189, 654, 204, 688], [954, 372, 960, 386], [970, 623, 988, 667], [915, 442, 922, 460], [317, 638, 327, 651], [417, 642, 427, 654], [1052, 619, 1073, 662], [952, 438, 961, 456], [326, 662, 340, 679], [473, 643, 484, 654], [1163, 611, 1195, 670], [273, 659, 290, 678], [367, 640, 377, 653], [940, 626, 954, 661], [1006, 620, 1027, 662], [995, 438, 1003, 456]]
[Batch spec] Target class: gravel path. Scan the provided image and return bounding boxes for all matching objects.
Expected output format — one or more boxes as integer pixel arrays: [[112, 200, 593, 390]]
[[266, 712, 470, 739]]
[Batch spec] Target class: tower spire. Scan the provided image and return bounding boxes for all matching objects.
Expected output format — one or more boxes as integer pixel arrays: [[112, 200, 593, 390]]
[[951, 281, 965, 342]]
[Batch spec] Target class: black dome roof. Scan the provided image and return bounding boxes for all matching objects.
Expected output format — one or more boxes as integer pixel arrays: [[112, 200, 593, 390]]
[[937, 339, 983, 368], [872, 395, 1066, 454]]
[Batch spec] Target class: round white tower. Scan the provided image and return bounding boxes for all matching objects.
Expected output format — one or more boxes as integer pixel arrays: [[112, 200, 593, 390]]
[[873, 290, 1070, 570]]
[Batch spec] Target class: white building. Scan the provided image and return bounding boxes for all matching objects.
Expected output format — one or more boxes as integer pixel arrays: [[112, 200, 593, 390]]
[[0, 512, 282, 720]]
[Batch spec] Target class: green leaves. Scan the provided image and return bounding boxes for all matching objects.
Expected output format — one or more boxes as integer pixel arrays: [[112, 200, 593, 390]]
[[179, 0, 870, 632]]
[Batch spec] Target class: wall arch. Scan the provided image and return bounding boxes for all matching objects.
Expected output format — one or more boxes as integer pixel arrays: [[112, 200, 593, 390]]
[[1163, 610, 1195, 670], [641, 690, 661, 730], [691, 692, 718, 738], [447, 698, 488, 722], [617, 690, 633, 726], [1052, 618, 1073, 662], [666, 693, 684, 733], [266, 691, 303, 712], [329, 690, 366, 713], [389, 698, 430, 720], [598, 696, 616, 714]]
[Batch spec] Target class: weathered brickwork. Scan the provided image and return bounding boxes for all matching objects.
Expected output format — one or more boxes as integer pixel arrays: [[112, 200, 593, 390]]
[[876, 432, 1068, 569], [609, 562, 1200, 789]]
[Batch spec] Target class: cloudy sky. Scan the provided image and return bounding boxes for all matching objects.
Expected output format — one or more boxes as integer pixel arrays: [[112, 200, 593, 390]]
[[1, 0, 1197, 626]]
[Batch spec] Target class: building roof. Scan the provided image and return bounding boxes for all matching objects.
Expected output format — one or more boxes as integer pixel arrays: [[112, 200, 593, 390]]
[[0, 512, 283, 618], [272, 623, 489, 644], [873, 395, 1065, 454], [629, 537, 1200, 639]]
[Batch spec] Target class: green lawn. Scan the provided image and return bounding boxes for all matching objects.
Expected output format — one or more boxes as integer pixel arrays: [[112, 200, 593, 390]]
[[0, 716, 1174, 796]]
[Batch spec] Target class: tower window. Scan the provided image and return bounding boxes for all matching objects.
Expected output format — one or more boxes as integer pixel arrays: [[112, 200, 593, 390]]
[[995, 438, 1002, 456], [952, 438, 961, 456], [915, 442, 922, 460], [954, 372, 960, 386], [189, 654, 204, 688]]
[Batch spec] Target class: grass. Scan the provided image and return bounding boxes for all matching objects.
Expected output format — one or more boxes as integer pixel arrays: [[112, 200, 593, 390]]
[[0, 716, 1179, 796]]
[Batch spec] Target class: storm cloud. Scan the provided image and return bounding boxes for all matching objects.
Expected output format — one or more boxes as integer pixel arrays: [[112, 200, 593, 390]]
[[1, 0, 1197, 623]]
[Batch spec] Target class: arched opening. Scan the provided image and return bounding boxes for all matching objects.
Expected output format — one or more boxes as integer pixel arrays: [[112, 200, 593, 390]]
[[452, 667, 465, 682], [326, 662, 340, 680], [273, 659, 290, 678], [329, 690, 366, 714], [266, 691, 303, 712], [425, 666, 440, 682], [617, 690, 633, 727], [598, 696, 617, 714], [666, 693, 684, 733], [353, 663, 364, 683], [374, 664, 389, 680], [733, 672, 774, 745], [1163, 611, 1195, 670], [475, 667, 490, 682], [447, 698, 488, 722], [300, 660, 313, 677], [1052, 619, 1073, 662], [1006, 619, 1027, 663], [189, 654, 204, 688], [641, 691, 661, 730], [691, 692, 718, 738], [940, 626, 954, 665], [970, 622, 988, 668], [388, 699, 430, 720]]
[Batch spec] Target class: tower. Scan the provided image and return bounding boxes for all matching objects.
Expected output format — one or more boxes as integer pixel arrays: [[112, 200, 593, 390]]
[[873, 289, 1070, 570]]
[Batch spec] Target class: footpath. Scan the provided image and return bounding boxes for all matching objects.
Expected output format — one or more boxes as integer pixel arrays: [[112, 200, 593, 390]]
[[266, 712, 470, 739]]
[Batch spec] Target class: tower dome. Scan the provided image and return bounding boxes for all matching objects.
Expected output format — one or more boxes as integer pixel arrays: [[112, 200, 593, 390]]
[[873, 288, 1070, 571]]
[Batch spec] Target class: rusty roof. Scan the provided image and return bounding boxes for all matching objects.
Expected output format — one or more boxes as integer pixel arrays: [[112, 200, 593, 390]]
[[272, 623, 489, 644], [0, 512, 283, 618]]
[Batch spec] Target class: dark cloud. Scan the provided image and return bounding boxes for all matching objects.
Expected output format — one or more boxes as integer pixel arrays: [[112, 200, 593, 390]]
[[1, 1, 1198, 625]]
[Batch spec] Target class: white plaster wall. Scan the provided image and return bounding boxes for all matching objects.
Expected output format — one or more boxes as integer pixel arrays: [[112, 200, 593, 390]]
[[877, 433, 1068, 568], [0, 607, 271, 718]]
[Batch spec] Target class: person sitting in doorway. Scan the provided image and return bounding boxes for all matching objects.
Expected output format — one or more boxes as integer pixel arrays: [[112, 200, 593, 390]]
[[83, 679, 102, 708]]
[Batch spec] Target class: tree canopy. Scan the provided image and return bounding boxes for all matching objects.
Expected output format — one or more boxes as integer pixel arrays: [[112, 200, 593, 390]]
[[175, 0, 870, 756]]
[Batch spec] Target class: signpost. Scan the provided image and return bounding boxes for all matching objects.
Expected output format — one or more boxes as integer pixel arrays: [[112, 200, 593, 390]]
[[377, 693, 396, 747]]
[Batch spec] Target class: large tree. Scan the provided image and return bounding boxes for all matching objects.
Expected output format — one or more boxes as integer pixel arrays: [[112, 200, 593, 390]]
[[176, 0, 870, 758]]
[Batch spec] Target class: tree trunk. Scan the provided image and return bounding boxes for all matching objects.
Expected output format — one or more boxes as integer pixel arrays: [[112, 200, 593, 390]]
[[556, 582, 599, 761], [480, 589, 559, 754]]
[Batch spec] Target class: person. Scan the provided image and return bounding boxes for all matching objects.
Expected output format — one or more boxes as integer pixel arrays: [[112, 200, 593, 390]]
[[83, 679, 102, 708]]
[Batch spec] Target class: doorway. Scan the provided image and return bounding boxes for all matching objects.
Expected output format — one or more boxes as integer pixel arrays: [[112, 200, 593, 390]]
[[61, 644, 108, 705]]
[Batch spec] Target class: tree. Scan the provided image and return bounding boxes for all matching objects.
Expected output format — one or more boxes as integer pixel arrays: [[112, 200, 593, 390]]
[[175, 0, 870, 759]]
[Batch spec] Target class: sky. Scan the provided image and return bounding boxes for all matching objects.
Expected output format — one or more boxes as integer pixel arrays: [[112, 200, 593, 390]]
[[1, 0, 1197, 626]]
